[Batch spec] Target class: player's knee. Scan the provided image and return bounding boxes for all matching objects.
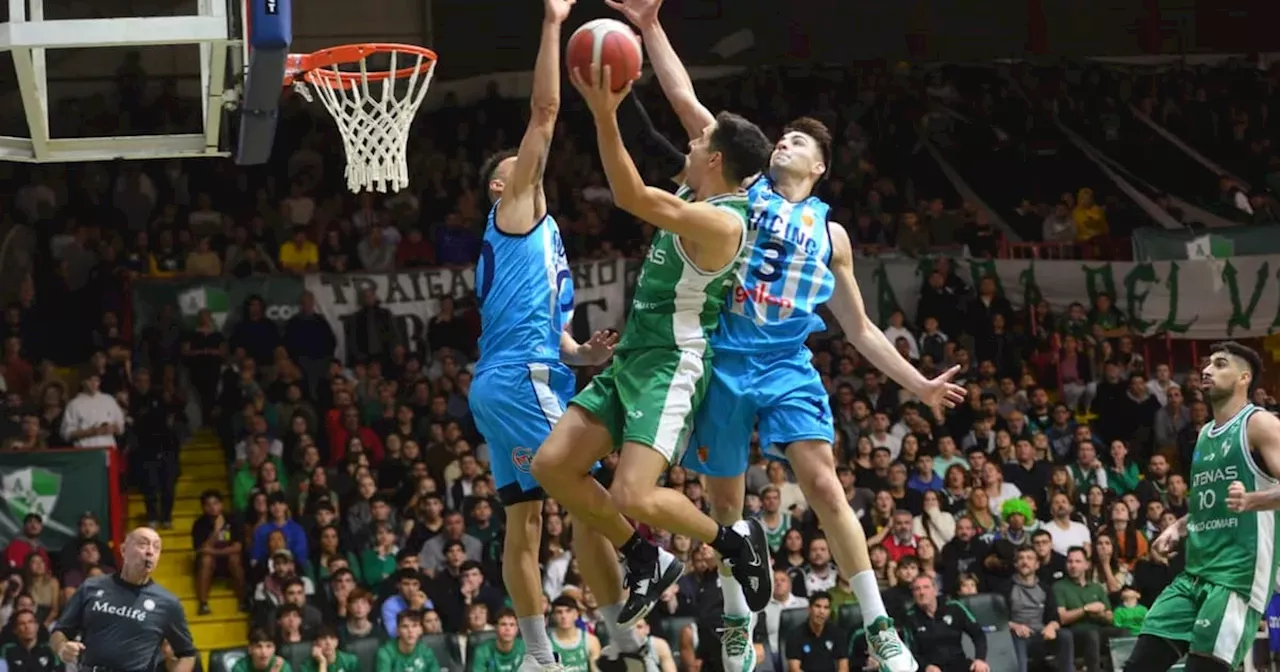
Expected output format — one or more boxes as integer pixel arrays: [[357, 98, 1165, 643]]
[[529, 450, 558, 486], [503, 503, 542, 554], [705, 479, 744, 524], [800, 464, 845, 517]]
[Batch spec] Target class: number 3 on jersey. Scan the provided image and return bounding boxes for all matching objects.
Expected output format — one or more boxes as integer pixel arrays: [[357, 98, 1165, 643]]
[[753, 241, 787, 283]]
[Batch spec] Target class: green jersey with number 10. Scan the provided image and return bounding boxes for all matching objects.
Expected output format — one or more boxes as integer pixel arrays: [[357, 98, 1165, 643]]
[[1184, 403, 1280, 610]]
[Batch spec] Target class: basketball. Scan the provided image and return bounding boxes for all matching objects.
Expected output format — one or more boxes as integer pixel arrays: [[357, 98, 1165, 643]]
[[566, 18, 643, 92]]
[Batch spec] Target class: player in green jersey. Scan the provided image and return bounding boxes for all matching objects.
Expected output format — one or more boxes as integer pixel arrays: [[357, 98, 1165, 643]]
[[470, 610, 528, 672], [1129, 341, 1280, 672], [530, 56, 775, 649]]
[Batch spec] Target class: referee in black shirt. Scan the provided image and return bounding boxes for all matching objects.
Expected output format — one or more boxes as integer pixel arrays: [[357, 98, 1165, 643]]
[[901, 575, 989, 672], [50, 527, 197, 672]]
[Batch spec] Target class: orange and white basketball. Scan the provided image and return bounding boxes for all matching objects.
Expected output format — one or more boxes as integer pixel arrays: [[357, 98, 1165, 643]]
[[566, 18, 643, 92]]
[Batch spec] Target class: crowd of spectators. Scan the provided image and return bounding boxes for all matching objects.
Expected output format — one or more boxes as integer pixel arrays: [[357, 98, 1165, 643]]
[[1, 54, 1279, 672]]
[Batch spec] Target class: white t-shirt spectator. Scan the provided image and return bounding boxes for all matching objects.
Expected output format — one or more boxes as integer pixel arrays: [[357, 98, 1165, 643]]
[[284, 195, 316, 226], [1045, 518, 1092, 557], [883, 324, 919, 359], [61, 391, 125, 448]]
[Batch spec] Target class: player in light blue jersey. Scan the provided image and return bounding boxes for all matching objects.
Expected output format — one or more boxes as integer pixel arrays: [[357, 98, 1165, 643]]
[[467, 2, 648, 671], [606, 2, 967, 671]]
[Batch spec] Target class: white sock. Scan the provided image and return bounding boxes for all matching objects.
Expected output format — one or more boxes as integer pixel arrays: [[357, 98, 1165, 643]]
[[518, 615, 555, 664], [850, 570, 889, 623], [598, 601, 645, 653], [718, 562, 752, 617]]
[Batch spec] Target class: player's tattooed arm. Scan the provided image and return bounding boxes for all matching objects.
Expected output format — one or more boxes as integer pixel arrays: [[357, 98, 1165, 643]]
[[501, 0, 574, 230], [826, 223, 965, 418], [606, 0, 713, 140], [1226, 411, 1280, 512]]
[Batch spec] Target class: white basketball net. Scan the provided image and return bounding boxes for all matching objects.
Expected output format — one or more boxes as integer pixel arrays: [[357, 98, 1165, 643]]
[[293, 50, 436, 193]]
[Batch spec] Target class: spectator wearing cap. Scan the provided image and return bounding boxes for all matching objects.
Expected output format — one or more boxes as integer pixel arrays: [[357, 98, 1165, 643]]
[[2, 515, 50, 570], [252, 493, 309, 565], [59, 369, 123, 449], [253, 548, 315, 606], [55, 513, 114, 576]]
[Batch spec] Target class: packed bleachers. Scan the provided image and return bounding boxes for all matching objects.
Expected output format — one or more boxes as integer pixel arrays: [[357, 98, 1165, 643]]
[[1, 56, 1279, 672]]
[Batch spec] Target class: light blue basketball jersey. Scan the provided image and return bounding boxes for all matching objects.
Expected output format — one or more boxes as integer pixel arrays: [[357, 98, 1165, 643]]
[[475, 203, 575, 372], [713, 175, 835, 353]]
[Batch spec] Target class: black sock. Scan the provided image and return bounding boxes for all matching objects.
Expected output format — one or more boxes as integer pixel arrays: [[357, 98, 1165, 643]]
[[620, 532, 658, 565], [710, 525, 745, 559]]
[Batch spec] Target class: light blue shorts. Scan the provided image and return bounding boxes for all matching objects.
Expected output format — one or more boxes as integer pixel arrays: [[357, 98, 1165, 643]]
[[470, 362, 575, 501], [681, 348, 834, 478]]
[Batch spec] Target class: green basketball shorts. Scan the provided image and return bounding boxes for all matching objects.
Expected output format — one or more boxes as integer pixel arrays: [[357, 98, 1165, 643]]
[[1141, 573, 1262, 668], [570, 347, 709, 464]]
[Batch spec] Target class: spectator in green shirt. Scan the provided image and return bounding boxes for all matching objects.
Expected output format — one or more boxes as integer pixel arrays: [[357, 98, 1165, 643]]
[[1105, 440, 1141, 496], [232, 629, 291, 672], [1111, 587, 1148, 636], [470, 609, 526, 672], [357, 522, 399, 587], [1052, 547, 1116, 672], [376, 609, 440, 672], [298, 627, 359, 672], [465, 498, 499, 549], [232, 437, 288, 511]]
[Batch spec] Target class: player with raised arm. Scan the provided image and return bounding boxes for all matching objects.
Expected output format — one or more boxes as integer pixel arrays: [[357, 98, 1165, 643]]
[[468, 2, 625, 670], [1124, 341, 1280, 672], [604, 2, 964, 671], [530, 62, 776, 642]]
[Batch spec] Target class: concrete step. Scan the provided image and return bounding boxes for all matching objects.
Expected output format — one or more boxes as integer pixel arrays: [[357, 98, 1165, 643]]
[[177, 462, 228, 482], [180, 594, 243, 620], [180, 447, 225, 467], [191, 616, 249, 652], [134, 511, 201, 531]]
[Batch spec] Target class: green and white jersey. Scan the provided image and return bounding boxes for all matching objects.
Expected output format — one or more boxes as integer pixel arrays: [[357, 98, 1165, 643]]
[[1185, 403, 1280, 610], [761, 511, 792, 554], [549, 629, 590, 672], [618, 186, 748, 355]]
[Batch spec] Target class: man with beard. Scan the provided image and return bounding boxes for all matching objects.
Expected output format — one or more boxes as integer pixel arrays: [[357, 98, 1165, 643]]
[[939, 516, 989, 596], [1005, 548, 1072, 672], [1043, 493, 1091, 557], [675, 545, 767, 671], [0, 609, 58, 672], [1128, 342, 1280, 672]]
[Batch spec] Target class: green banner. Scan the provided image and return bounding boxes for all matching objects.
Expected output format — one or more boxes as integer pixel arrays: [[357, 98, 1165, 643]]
[[0, 449, 110, 549], [1132, 225, 1280, 261], [131, 276, 306, 337]]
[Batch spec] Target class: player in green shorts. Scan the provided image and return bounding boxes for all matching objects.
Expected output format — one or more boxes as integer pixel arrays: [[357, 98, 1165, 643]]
[[530, 61, 776, 637], [470, 609, 527, 672], [1129, 341, 1280, 672]]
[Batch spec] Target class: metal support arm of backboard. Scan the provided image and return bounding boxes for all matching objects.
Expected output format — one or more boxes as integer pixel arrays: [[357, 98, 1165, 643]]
[[0, 0, 240, 162]]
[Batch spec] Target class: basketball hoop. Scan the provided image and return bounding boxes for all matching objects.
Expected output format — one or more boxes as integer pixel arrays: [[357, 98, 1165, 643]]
[[285, 43, 438, 193]]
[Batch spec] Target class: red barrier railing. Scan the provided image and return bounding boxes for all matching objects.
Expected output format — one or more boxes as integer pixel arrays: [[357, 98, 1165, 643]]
[[108, 448, 126, 561], [1001, 238, 1133, 260]]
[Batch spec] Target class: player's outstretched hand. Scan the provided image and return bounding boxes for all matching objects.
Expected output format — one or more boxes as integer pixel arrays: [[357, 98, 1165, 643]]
[[1226, 480, 1251, 512], [604, 0, 663, 29], [57, 641, 85, 664], [578, 330, 620, 366], [917, 364, 966, 419], [1151, 521, 1182, 557], [544, 0, 575, 24], [570, 64, 632, 118]]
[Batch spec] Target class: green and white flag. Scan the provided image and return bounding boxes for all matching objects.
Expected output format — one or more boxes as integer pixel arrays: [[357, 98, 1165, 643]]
[[0, 467, 60, 519], [177, 286, 231, 329]]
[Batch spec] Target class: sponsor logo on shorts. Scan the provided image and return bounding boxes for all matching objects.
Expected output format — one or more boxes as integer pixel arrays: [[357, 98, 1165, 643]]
[[697, 446, 709, 464], [512, 447, 534, 473]]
